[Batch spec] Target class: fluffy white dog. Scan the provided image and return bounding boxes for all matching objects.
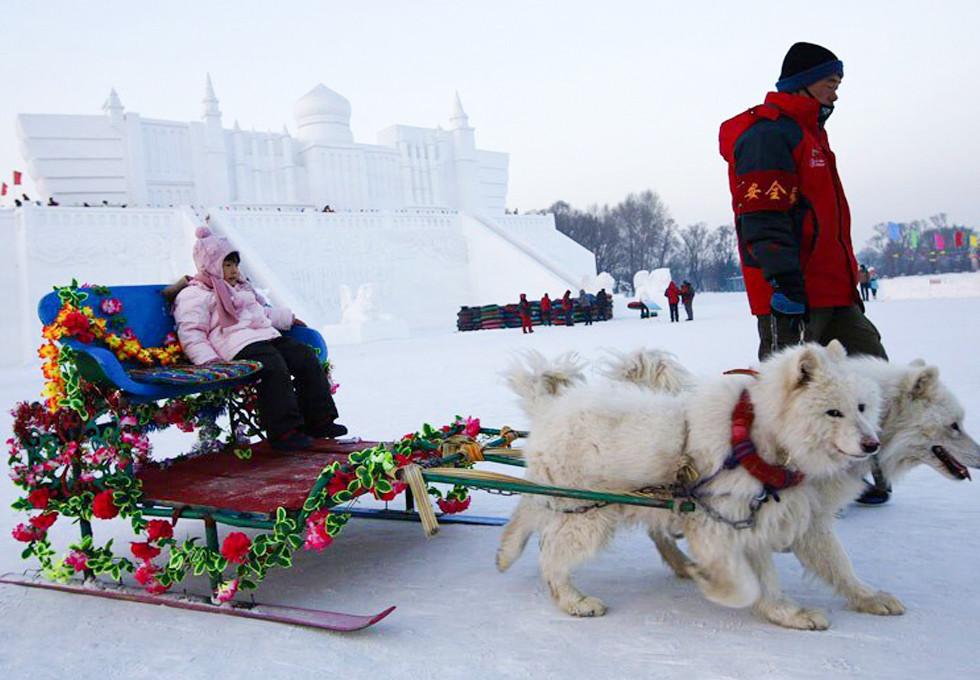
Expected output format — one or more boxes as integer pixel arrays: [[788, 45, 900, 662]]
[[497, 342, 882, 629], [606, 347, 980, 623]]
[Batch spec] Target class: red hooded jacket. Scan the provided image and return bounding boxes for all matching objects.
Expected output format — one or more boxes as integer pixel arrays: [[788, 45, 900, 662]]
[[664, 282, 681, 305], [719, 92, 859, 315]]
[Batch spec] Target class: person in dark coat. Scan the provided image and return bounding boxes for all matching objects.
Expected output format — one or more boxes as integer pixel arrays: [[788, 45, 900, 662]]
[[858, 265, 870, 301], [664, 281, 681, 323], [680, 281, 696, 320], [540, 293, 553, 326], [578, 289, 593, 325], [518, 293, 534, 334], [596, 288, 609, 320]]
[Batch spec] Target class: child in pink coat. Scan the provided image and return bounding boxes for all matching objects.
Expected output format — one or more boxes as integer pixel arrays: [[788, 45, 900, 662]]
[[174, 226, 345, 448]]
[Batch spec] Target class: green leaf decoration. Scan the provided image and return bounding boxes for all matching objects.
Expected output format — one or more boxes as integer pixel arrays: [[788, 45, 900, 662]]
[[331, 490, 353, 504]]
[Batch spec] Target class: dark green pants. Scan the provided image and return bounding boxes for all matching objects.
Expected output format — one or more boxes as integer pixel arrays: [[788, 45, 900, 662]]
[[756, 305, 888, 361]]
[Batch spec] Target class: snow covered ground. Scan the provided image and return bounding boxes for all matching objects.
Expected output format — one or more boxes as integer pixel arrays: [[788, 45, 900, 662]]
[[2, 290, 979, 679]]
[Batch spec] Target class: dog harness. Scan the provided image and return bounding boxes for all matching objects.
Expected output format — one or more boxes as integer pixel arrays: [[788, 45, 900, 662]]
[[724, 389, 804, 495]]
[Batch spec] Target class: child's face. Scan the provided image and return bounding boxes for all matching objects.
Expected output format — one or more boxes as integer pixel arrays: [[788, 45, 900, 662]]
[[222, 258, 240, 283]]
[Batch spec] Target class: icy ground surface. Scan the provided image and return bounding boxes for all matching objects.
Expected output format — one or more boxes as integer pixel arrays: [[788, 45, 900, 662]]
[[2, 292, 979, 679]]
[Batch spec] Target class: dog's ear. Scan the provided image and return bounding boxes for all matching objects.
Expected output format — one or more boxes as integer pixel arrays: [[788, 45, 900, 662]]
[[825, 339, 847, 360], [903, 365, 939, 401], [792, 346, 822, 389], [908, 358, 926, 367]]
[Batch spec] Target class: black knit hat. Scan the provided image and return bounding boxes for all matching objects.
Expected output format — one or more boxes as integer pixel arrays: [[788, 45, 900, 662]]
[[776, 42, 843, 92]]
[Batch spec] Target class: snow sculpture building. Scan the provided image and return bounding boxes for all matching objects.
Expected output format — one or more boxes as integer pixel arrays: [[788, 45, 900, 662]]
[[17, 77, 507, 214]]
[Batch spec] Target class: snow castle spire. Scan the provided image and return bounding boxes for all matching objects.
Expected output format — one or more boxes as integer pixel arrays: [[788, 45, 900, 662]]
[[203, 73, 221, 120], [450, 91, 470, 129], [103, 88, 124, 127]]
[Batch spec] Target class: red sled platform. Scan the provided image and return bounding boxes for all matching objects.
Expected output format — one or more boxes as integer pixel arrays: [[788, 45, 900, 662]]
[[137, 438, 378, 516]]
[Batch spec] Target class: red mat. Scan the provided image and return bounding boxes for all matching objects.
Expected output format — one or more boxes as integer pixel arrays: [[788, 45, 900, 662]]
[[137, 438, 379, 515]]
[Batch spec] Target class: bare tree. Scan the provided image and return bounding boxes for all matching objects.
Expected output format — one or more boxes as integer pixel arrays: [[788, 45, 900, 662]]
[[678, 222, 710, 289]]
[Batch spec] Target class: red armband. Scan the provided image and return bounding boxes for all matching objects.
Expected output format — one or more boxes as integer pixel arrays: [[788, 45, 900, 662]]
[[734, 170, 799, 214]]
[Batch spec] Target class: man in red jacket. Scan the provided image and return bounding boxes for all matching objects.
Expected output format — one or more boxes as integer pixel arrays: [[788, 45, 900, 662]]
[[664, 281, 681, 323], [719, 42, 890, 504]]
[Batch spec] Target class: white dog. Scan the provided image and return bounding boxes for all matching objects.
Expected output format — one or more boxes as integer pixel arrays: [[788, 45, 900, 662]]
[[497, 343, 882, 629], [606, 347, 980, 622]]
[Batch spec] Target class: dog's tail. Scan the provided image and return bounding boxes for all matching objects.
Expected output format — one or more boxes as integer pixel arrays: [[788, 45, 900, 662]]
[[596, 348, 694, 395], [504, 350, 587, 416]]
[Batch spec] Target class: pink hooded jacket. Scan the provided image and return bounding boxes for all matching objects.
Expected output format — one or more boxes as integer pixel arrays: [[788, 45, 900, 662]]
[[173, 226, 294, 364]]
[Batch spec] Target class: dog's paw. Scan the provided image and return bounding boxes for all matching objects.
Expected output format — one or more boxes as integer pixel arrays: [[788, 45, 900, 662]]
[[850, 591, 905, 616], [495, 549, 514, 572], [564, 596, 608, 617], [767, 607, 830, 631]]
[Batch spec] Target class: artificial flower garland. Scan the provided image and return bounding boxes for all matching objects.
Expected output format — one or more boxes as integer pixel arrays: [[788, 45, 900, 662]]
[[10, 394, 478, 597], [39, 282, 183, 412]]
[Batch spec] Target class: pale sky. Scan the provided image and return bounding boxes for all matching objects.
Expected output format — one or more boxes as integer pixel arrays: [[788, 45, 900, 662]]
[[2, 0, 977, 247]]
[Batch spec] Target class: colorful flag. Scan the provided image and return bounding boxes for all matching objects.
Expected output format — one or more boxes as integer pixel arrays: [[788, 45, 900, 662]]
[[12, 170, 22, 185], [954, 230, 965, 248], [971, 234, 979, 249], [934, 232, 945, 250], [0, 182, 6, 196], [887, 222, 901, 241], [909, 227, 920, 248]]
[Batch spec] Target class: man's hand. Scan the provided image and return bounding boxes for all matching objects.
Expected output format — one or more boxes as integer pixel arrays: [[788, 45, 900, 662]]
[[770, 291, 807, 317]]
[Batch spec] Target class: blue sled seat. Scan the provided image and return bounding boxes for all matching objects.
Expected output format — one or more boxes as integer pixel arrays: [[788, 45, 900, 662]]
[[38, 285, 328, 404]]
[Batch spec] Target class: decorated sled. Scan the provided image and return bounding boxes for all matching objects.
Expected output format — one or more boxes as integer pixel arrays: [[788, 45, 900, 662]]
[[6, 282, 694, 632]]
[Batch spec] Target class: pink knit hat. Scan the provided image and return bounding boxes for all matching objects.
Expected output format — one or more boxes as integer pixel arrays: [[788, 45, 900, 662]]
[[191, 226, 240, 328], [192, 225, 238, 279]]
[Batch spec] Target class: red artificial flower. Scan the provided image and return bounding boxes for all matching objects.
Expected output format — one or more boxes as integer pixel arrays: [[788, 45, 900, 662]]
[[61, 310, 95, 343], [326, 469, 355, 497], [28, 488, 51, 509], [134, 562, 158, 585], [65, 550, 88, 572], [146, 581, 170, 595], [29, 512, 58, 532], [220, 532, 252, 564], [146, 519, 173, 542], [437, 496, 472, 514], [91, 490, 119, 519], [11, 523, 38, 542], [130, 541, 161, 561]]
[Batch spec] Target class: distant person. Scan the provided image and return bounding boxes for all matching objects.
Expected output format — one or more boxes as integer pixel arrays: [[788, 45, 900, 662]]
[[680, 281, 696, 320], [869, 269, 879, 300], [14, 199, 22, 207], [21, 193, 30, 202], [173, 226, 346, 449], [578, 289, 593, 325], [561, 290, 574, 326], [664, 281, 681, 323], [540, 293, 553, 326], [858, 264, 870, 301], [518, 293, 534, 334], [719, 41, 891, 504], [47, 197, 59, 206], [596, 288, 609, 320]]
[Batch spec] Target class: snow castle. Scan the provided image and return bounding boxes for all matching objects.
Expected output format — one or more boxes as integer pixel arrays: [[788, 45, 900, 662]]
[[3, 77, 596, 363]]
